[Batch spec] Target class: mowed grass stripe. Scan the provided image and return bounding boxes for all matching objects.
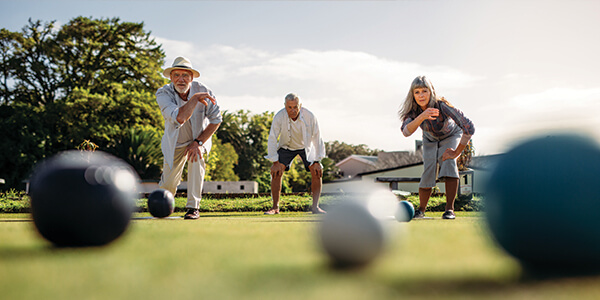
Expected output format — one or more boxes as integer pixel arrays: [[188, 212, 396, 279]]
[[2, 212, 600, 299]]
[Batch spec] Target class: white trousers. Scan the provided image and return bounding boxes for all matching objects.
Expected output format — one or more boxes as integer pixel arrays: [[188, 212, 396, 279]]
[[159, 146, 205, 209]]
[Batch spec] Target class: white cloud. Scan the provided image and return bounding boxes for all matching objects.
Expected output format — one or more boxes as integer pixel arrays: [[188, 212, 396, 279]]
[[154, 39, 487, 152], [506, 87, 600, 135], [474, 86, 600, 153], [158, 38, 600, 155], [510, 87, 600, 111]]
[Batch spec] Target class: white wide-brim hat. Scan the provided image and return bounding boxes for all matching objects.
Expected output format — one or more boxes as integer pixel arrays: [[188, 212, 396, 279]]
[[163, 56, 200, 78]]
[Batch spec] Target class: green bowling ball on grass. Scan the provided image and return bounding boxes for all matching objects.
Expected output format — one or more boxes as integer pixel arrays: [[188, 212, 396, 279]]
[[485, 134, 600, 271]]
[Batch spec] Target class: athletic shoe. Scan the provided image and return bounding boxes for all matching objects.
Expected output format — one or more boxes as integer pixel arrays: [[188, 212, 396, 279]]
[[442, 210, 456, 220], [184, 208, 200, 219], [413, 210, 425, 219]]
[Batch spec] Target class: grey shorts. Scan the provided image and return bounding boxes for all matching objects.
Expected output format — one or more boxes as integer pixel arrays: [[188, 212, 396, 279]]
[[278, 148, 311, 171], [420, 132, 461, 188]]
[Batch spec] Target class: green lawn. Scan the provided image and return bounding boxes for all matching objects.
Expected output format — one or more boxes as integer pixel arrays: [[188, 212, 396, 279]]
[[1, 211, 600, 299]]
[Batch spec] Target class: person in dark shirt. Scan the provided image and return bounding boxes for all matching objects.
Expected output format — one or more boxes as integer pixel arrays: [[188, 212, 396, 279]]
[[399, 76, 475, 219]]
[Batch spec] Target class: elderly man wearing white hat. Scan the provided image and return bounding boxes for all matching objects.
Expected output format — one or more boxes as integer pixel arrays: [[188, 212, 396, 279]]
[[156, 57, 222, 219]]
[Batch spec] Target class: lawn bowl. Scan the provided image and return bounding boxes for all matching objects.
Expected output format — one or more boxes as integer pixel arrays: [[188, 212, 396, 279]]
[[147, 189, 175, 218], [29, 150, 139, 247], [484, 134, 600, 272], [318, 183, 400, 268], [395, 200, 414, 222]]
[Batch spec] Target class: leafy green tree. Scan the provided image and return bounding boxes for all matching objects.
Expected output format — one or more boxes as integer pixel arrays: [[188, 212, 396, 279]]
[[320, 157, 340, 182], [2, 18, 164, 105], [244, 111, 273, 180], [0, 29, 21, 103], [216, 110, 273, 191], [285, 156, 339, 192], [106, 127, 163, 180], [325, 140, 381, 163], [0, 102, 46, 189], [54, 85, 163, 148], [0, 17, 166, 190], [288, 158, 309, 192], [206, 136, 239, 182], [216, 110, 245, 154]]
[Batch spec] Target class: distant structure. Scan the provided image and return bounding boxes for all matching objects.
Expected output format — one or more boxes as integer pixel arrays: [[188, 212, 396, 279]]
[[335, 155, 378, 178], [139, 180, 259, 194], [325, 140, 501, 195], [335, 140, 423, 179], [202, 181, 259, 194]]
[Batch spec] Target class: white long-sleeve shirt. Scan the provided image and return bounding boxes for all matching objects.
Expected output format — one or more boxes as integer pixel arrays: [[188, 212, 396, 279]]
[[265, 107, 326, 163], [156, 81, 222, 168]]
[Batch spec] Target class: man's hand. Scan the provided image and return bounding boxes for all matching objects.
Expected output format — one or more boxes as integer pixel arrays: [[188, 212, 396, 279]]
[[309, 161, 323, 178], [185, 142, 203, 162], [176, 92, 216, 125], [271, 161, 286, 178], [191, 92, 217, 106]]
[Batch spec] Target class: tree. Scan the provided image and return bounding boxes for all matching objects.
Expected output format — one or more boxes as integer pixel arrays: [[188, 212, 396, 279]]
[[0, 29, 20, 104], [325, 140, 381, 163], [46, 85, 163, 150], [0, 102, 46, 189], [320, 157, 340, 182], [206, 136, 239, 182], [2, 18, 165, 106], [216, 110, 273, 191], [0, 17, 167, 190], [106, 127, 163, 180]]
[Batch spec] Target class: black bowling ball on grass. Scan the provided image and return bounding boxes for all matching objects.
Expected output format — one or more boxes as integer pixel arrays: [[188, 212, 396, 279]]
[[147, 189, 175, 218], [29, 150, 139, 247]]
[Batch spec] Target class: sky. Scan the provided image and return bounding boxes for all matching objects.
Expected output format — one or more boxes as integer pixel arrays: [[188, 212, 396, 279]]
[[2, 0, 600, 156]]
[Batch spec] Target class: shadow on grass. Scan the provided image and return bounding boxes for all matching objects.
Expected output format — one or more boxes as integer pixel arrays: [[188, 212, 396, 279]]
[[0, 244, 96, 259], [251, 219, 321, 223], [245, 260, 600, 298], [377, 265, 600, 297]]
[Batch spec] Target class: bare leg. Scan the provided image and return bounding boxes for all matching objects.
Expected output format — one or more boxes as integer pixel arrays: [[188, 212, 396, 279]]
[[418, 187, 433, 213], [266, 173, 283, 214], [311, 171, 325, 213], [444, 177, 459, 211]]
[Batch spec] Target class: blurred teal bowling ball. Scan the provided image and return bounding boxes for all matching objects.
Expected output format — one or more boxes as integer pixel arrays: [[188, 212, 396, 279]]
[[395, 200, 415, 222], [485, 134, 600, 270]]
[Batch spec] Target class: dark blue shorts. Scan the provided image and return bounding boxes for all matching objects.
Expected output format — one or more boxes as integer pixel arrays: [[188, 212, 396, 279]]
[[278, 148, 311, 171]]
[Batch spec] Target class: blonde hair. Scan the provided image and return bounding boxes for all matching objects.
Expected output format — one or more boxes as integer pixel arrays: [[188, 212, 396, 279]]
[[398, 76, 451, 120]]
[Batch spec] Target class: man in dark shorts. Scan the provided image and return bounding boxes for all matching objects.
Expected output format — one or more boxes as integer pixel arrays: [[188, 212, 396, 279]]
[[264, 93, 326, 214]]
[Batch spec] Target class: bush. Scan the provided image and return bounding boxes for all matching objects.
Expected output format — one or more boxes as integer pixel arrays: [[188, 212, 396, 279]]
[[0, 189, 31, 213]]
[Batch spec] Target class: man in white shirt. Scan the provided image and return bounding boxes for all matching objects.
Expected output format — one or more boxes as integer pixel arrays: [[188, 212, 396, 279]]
[[155, 57, 222, 219], [264, 93, 326, 215]]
